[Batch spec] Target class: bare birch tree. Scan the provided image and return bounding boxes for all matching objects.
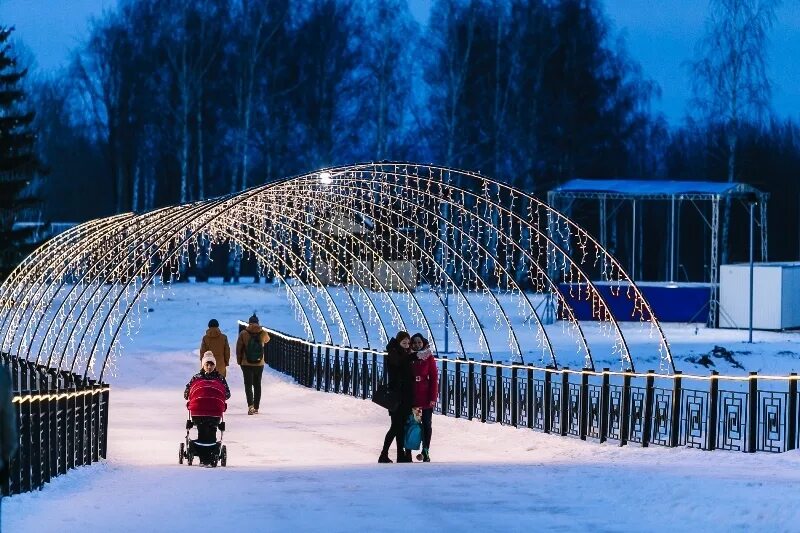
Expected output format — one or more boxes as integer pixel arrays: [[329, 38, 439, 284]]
[[690, 0, 779, 264]]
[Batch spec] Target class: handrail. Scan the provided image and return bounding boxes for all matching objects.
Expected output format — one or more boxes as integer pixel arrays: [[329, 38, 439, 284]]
[[252, 322, 800, 383]]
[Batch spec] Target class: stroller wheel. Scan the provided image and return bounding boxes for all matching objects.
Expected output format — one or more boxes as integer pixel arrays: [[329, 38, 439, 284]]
[[220, 445, 227, 467], [179, 443, 185, 464]]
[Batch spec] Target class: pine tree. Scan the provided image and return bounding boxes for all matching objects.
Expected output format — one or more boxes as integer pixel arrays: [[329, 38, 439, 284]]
[[0, 26, 42, 280]]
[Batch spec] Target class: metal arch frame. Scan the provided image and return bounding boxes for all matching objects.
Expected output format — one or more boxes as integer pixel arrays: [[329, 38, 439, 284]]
[[295, 177, 494, 359], [333, 172, 637, 370], [0, 213, 138, 359], [348, 165, 638, 369], [0, 162, 677, 380], [32, 208, 179, 366], [273, 180, 468, 357], [70, 201, 242, 374], [212, 214, 340, 345], [227, 197, 384, 346], [293, 176, 539, 364]]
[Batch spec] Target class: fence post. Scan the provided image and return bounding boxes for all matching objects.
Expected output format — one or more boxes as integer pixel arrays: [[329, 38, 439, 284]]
[[57, 372, 67, 475], [707, 370, 719, 451], [324, 347, 331, 392], [580, 369, 589, 440], [100, 385, 110, 459], [641, 370, 655, 447], [350, 350, 357, 397], [787, 373, 797, 452], [361, 352, 369, 400], [619, 372, 631, 447], [30, 366, 42, 490], [455, 360, 462, 419], [48, 370, 58, 479], [480, 363, 487, 423], [440, 360, 448, 415], [600, 368, 610, 443], [543, 367, 552, 434], [511, 366, 518, 428], [41, 370, 52, 484], [527, 365, 534, 430], [371, 353, 378, 393], [468, 360, 475, 421], [495, 366, 503, 424], [670, 371, 682, 447], [19, 362, 31, 493], [333, 348, 341, 394], [748, 371, 758, 452], [559, 369, 569, 436], [342, 349, 350, 395]]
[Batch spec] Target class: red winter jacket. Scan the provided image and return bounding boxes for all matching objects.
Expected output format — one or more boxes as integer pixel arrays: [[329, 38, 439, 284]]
[[411, 350, 439, 408]]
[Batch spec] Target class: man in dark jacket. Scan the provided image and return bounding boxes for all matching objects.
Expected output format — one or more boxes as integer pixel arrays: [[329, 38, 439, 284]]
[[236, 313, 270, 415]]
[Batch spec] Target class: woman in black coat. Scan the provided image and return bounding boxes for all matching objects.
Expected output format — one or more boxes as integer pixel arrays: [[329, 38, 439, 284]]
[[378, 331, 415, 463]]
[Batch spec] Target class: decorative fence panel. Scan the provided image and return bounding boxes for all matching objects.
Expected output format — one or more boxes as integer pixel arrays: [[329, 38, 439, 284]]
[[1, 352, 110, 497], [254, 323, 800, 454]]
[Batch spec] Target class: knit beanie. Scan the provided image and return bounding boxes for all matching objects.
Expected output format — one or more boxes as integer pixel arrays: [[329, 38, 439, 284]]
[[201, 351, 216, 366], [208, 319, 219, 328]]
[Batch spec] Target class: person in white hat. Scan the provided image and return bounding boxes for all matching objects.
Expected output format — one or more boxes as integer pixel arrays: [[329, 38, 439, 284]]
[[184, 351, 231, 401]]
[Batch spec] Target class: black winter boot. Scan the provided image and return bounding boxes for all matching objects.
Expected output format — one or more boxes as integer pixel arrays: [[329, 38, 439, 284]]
[[397, 449, 411, 463], [378, 451, 393, 463]]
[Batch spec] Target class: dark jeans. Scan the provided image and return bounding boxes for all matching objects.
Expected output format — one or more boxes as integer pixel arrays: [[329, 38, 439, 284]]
[[242, 365, 264, 409], [382, 405, 411, 455], [421, 408, 433, 449], [193, 416, 220, 443]]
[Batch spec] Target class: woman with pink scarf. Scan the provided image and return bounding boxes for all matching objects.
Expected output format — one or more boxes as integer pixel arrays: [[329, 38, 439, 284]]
[[410, 333, 438, 462]]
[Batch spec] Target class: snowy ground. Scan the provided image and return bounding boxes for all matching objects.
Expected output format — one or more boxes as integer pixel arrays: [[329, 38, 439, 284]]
[[5, 281, 800, 532]]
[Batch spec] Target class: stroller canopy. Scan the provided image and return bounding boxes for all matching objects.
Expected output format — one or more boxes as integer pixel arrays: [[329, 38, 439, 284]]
[[188, 379, 227, 417]]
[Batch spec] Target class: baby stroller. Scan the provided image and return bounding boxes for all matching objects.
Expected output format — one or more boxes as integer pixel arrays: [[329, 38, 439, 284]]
[[179, 378, 228, 467]]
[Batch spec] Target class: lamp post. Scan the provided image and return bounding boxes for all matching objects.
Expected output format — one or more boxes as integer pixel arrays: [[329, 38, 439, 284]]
[[746, 194, 758, 343]]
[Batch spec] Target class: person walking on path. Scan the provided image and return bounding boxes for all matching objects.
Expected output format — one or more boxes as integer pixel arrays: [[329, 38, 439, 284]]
[[236, 313, 270, 415], [410, 333, 438, 463], [378, 331, 414, 464], [200, 318, 231, 377]]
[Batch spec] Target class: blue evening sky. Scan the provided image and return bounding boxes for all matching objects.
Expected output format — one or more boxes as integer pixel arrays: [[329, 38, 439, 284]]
[[1, 0, 798, 124]]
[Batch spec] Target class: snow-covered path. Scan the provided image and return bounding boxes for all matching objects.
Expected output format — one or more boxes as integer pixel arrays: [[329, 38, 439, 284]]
[[5, 283, 800, 532], [7, 369, 800, 532]]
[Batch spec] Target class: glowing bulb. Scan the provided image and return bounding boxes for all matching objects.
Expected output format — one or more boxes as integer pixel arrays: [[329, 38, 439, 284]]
[[319, 172, 333, 185]]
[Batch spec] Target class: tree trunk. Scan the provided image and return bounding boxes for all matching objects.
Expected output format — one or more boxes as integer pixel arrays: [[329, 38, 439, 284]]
[[197, 89, 205, 200]]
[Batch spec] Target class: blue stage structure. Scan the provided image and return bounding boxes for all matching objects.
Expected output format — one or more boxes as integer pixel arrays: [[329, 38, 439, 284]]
[[548, 179, 768, 327], [559, 281, 712, 323]]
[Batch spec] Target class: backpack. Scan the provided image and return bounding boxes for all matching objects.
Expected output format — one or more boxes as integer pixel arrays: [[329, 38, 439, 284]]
[[245, 332, 263, 363]]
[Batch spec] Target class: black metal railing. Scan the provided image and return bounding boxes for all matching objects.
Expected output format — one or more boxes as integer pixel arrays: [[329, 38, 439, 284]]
[[248, 322, 800, 454], [1, 352, 110, 496]]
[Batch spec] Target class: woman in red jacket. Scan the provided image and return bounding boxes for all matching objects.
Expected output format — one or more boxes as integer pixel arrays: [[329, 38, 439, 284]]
[[410, 333, 438, 462]]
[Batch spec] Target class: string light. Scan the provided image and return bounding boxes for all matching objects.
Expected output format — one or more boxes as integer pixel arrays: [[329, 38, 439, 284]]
[[0, 163, 674, 378]]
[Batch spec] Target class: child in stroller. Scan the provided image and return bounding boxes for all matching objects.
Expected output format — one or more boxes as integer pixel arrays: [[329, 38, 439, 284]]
[[180, 352, 231, 467]]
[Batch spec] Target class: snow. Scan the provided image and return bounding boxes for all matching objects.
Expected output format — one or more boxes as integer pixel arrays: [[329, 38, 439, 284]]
[[4, 281, 800, 532]]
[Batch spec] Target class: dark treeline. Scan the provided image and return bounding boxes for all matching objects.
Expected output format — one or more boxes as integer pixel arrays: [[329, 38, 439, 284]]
[[18, 0, 800, 276]]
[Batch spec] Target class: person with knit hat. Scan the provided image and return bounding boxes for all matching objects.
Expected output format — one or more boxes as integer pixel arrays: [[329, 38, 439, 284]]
[[184, 352, 231, 466], [236, 313, 270, 415], [200, 318, 231, 377], [184, 352, 231, 402]]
